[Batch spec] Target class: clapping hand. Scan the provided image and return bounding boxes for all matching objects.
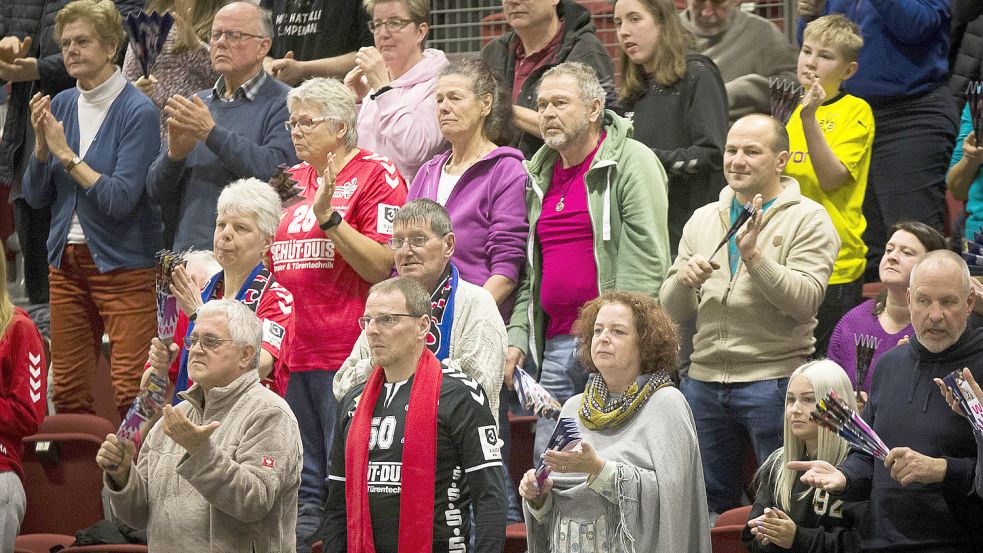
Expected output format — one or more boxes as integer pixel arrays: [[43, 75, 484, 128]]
[[96, 433, 136, 488], [353, 46, 390, 91], [747, 507, 797, 548], [0, 36, 39, 82], [541, 440, 605, 476], [736, 194, 764, 264], [161, 404, 220, 455], [169, 264, 204, 317], [312, 152, 339, 226], [800, 72, 826, 119], [787, 459, 847, 492], [29, 92, 51, 158]]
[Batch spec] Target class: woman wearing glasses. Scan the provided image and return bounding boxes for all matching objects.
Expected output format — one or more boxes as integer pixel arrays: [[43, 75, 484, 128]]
[[345, 0, 449, 179], [157, 177, 294, 400], [25, 0, 161, 421], [268, 76, 407, 550]]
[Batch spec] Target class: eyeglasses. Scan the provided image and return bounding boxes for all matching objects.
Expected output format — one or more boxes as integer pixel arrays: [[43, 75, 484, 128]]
[[386, 235, 434, 250], [184, 334, 236, 352], [209, 30, 268, 44], [368, 17, 415, 34], [284, 115, 334, 133], [357, 313, 418, 329]]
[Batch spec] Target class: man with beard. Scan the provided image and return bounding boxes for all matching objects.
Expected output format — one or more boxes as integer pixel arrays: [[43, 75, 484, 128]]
[[504, 61, 670, 461]]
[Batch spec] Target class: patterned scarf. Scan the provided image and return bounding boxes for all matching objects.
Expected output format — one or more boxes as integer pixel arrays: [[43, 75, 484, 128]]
[[425, 264, 457, 361], [578, 370, 672, 431]]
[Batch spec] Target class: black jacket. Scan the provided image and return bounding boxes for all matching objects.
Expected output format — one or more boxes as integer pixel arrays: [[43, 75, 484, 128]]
[[838, 327, 983, 552], [948, 11, 983, 113], [479, 0, 617, 159], [0, 0, 143, 191]]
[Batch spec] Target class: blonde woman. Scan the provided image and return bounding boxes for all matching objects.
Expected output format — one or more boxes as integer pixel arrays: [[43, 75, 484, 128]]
[[742, 360, 866, 551]]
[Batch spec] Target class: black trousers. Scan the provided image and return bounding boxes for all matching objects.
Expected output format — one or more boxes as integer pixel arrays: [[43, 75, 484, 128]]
[[13, 198, 50, 304]]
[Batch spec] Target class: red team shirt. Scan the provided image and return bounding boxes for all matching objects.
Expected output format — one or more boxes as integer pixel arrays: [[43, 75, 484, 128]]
[[0, 308, 47, 479], [271, 151, 407, 373], [166, 278, 295, 396]]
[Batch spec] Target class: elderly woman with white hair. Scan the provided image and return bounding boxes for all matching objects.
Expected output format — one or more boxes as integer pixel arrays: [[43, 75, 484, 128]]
[[269, 76, 406, 549], [160, 177, 295, 399]]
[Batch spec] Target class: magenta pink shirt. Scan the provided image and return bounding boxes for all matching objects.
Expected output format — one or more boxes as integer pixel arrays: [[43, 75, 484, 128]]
[[538, 135, 604, 338]]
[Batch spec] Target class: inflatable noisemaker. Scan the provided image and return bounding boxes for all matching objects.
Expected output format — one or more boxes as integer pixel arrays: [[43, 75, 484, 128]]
[[269, 164, 305, 208], [967, 81, 983, 141], [709, 201, 755, 260], [941, 370, 983, 437], [155, 249, 186, 342], [853, 334, 878, 397], [514, 365, 562, 419]]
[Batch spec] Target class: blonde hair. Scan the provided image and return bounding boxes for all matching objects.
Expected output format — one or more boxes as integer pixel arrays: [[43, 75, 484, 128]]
[[0, 256, 14, 337], [144, 0, 227, 53], [55, 0, 125, 52], [760, 360, 855, 511], [616, 0, 692, 104], [363, 0, 430, 24], [802, 14, 864, 62]]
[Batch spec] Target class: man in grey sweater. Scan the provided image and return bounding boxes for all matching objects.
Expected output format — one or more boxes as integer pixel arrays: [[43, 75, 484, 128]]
[[680, 0, 798, 122], [97, 300, 302, 552]]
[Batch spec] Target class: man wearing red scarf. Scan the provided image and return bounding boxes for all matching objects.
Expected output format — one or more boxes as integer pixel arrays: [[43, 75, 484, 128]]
[[321, 277, 506, 553]]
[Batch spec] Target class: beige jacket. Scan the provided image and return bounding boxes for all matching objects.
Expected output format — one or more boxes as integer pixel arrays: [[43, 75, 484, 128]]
[[106, 371, 303, 553], [333, 276, 506, 420], [661, 177, 839, 383]]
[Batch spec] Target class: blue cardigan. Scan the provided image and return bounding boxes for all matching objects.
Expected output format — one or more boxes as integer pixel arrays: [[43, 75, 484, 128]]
[[24, 83, 162, 272]]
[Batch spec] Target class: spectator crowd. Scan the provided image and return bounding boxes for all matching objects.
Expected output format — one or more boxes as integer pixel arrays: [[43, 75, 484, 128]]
[[2, 0, 983, 551]]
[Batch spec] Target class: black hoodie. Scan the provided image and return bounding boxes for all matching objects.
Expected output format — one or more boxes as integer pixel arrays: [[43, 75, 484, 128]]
[[838, 327, 983, 552]]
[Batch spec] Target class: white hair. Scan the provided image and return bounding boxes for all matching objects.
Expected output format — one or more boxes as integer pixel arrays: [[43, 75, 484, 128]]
[[182, 249, 222, 281], [196, 299, 263, 370], [909, 249, 971, 294], [216, 178, 282, 239], [287, 77, 359, 149]]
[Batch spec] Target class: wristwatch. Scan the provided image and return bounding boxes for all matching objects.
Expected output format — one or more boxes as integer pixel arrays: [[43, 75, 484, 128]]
[[319, 211, 343, 232], [370, 85, 393, 100], [64, 155, 83, 173]]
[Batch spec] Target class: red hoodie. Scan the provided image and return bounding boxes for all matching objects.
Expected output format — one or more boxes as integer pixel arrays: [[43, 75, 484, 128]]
[[0, 308, 46, 479]]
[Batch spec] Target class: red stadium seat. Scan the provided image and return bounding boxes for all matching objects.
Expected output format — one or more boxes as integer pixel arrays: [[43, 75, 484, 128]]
[[14, 533, 75, 553], [60, 546, 148, 552], [505, 522, 527, 553], [507, 414, 537, 489], [20, 414, 115, 535], [711, 505, 753, 553]]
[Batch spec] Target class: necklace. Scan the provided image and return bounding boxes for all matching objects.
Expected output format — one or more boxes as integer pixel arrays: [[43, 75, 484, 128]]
[[555, 135, 602, 212]]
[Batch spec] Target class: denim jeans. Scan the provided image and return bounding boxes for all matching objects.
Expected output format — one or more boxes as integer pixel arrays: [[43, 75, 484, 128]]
[[681, 376, 788, 513], [533, 334, 587, 462]]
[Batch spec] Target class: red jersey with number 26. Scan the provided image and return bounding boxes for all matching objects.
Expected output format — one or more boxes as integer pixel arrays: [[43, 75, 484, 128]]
[[271, 150, 407, 373]]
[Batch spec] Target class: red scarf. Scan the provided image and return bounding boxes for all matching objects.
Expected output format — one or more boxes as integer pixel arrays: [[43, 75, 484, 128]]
[[345, 348, 443, 553]]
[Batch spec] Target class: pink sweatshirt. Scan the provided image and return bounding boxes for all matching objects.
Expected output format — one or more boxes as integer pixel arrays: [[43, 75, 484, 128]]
[[356, 48, 449, 179]]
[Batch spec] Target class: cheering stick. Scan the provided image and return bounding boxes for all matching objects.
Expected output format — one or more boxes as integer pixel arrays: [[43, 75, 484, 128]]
[[968, 81, 983, 142], [853, 334, 879, 398], [811, 390, 889, 460], [124, 11, 174, 79], [514, 366, 562, 419], [535, 417, 582, 487], [113, 250, 185, 459], [269, 164, 305, 208], [770, 77, 805, 125], [709, 201, 755, 260], [941, 370, 983, 437]]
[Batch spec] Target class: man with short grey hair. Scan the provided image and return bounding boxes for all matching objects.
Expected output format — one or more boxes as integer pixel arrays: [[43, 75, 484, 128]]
[[680, 0, 797, 122], [97, 299, 303, 552], [506, 61, 670, 460], [794, 250, 983, 551], [146, 1, 297, 251]]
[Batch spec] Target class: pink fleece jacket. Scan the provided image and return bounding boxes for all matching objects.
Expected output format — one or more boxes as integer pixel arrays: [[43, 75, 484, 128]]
[[355, 48, 449, 179]]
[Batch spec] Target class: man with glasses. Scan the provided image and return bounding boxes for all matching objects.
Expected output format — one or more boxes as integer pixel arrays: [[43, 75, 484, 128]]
[[334, 198, 506, 422], [147, 1, 297, 252], [322, 276, 506, 553], [480, 0, 617, 159], [97, 299, 303, 551], [680, 0, 797, 122]]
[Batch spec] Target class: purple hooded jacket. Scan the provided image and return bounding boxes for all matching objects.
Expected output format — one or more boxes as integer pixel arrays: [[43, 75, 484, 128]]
[[408, 146, 529, 321]]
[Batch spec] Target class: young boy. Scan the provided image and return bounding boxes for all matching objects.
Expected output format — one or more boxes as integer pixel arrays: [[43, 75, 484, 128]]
[[785, 14, 874, 356]]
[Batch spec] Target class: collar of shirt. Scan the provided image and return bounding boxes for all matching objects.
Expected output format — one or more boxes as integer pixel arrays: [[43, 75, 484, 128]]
[[212, 69, 268, 103]]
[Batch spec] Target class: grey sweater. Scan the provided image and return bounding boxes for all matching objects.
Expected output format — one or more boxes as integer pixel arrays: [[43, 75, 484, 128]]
[[106, 371, 303, 553]]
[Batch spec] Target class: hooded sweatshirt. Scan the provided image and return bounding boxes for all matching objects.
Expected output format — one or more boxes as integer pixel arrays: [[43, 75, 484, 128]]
[[838, 328, 983, 551], [507, 110, 669, 373], [408, 147, 529, 320], [356, 48, 449, 180]]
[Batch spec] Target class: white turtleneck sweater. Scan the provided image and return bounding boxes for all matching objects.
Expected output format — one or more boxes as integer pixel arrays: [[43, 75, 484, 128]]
[[68, 67, 127, 244]]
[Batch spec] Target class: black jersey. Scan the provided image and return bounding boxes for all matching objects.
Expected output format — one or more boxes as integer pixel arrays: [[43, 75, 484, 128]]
[[322, 365, 507, 553]]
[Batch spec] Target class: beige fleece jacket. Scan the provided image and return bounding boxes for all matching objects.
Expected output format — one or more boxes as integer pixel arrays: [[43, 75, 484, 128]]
[[661, 177, 839, 383], [106, 371, 302, 553]]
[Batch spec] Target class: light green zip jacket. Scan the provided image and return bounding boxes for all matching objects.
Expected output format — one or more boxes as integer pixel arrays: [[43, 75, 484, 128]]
[[507, 110, 670, 373]]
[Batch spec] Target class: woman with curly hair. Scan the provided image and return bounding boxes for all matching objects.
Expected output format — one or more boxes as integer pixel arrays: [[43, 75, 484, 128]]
[[518, 290, 711, 553]]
